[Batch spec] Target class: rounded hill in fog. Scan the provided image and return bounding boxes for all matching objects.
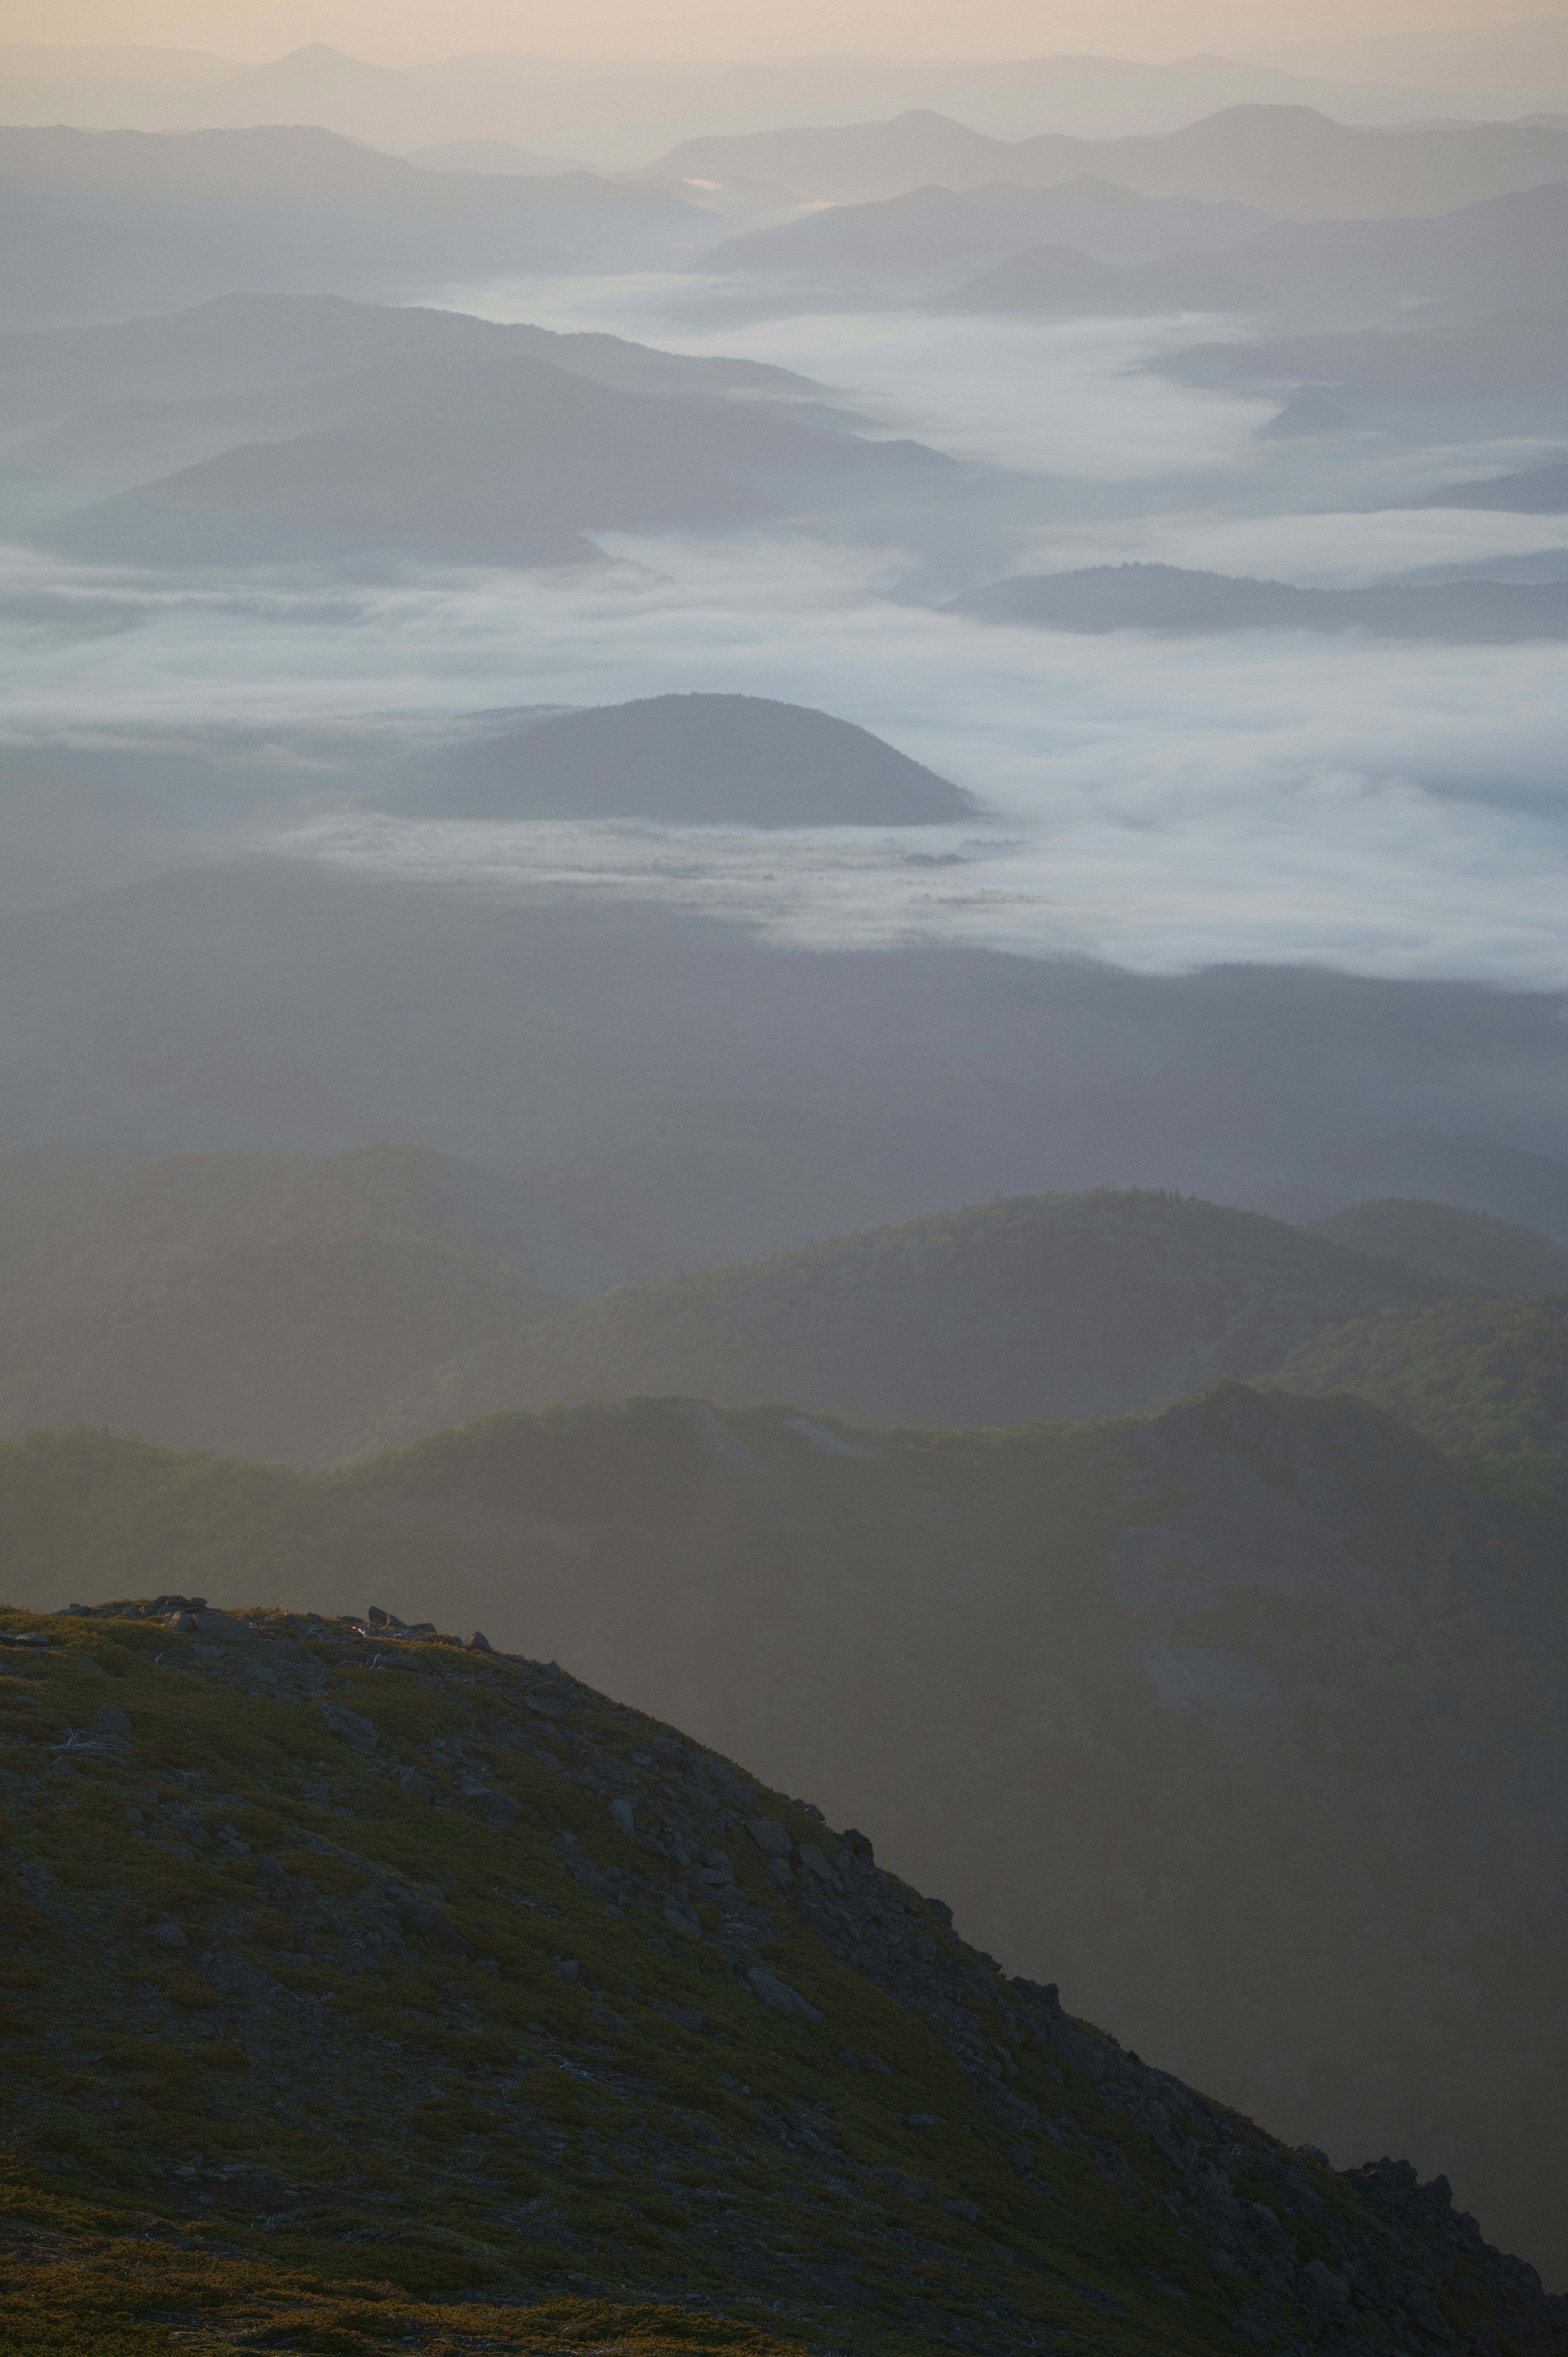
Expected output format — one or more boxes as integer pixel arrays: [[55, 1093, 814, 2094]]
[[417, 692, 977, 826]]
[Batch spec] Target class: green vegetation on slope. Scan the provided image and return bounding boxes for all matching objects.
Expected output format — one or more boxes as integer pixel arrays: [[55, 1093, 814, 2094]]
[[0, 1596, 1557, 2355], [1278, 1292, 1568, 1472], [0, 1135, 873, 1463], [343, 1186, 1456, 1452], [1309, 1195, 1568, 1296], [2, 1385, 1567, 2277]]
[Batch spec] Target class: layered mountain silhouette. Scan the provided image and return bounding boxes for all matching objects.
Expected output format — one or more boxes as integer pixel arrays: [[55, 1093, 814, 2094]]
[[341, 1188, 1455, 1454], [1155, 309, 1568, 435], [650, 102, 1568, 215], [0, 124, 711, 328], [708, 177, 1272, 289], [951, 562, 1568, 640], [0, 1133, 879, 1462], [938, 244, 1264, 314], [1417, 455, 1568, 512], [403, 693, 976, 826], [7, 1380, 1568, 2286], [4, 859, 1567, 1226], [938, 178, 1568, 321], [0, 292, 825, 529], [42, 355, 949, 567], [1308, 1196, 1568, 1296]]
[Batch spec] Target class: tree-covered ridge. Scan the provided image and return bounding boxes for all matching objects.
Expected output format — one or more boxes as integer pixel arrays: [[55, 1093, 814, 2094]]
[[345, 1186, 1458, 1452], [1308, 1195, 1568, 1296], [1278, 1293, 1568, 1470], [3, 1383, 1568, 2272]]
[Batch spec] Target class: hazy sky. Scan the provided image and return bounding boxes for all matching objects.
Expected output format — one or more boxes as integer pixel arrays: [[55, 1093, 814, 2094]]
[[3, 0, 1526, 66]]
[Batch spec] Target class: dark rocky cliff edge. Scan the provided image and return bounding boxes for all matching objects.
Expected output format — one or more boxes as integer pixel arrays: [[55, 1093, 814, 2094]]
[[1, 1596, 1562, 2357]]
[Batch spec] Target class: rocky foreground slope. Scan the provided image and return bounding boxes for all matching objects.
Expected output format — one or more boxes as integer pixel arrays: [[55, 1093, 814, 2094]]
[[1, 1597, 1563, 2356]]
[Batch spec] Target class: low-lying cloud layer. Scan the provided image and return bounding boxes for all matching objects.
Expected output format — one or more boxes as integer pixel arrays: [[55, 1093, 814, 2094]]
[[6, 297, 1567, 984]]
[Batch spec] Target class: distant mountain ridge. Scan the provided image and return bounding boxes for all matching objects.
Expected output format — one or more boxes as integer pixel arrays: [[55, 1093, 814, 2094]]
[[1308, 1196, 1568, 1296], [936, 177, 1568, 321], [707, 175, 1272, 291], [949, 562, 1568, 642], [404, 693, 976, 826], [341, 1186, 1458, 1456], [649, 102, 1568, 216], [41, 354, 950, 568], [0, 125, 711, 328]]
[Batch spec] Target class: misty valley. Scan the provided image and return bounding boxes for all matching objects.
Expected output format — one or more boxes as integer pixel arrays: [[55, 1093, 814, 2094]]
[[2, 20, 1568, 2357]]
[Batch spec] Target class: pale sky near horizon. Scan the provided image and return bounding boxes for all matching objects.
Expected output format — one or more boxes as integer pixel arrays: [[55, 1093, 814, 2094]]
[[0, 0, 1540, 67]]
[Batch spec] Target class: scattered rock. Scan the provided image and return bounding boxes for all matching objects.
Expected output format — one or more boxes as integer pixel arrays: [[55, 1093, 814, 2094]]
[[91, 1702, 132, 1737], [746, 1964, 821, 2018], [797, 1841, 835, 1880], [843, 1827, 874, 1857], [663, 1905, 702, 1938], [149, 1921, 188, 1950], [393, 1900, 470, 1955], [869, 2161, 925, 2201], [319, 1703, 378, 1753], [191, 1610, 255, 1644], [608, 1797, 635, 1835], [1301, 2258, 1350, 2312], [746, 1817, 791, 1858], [555, 1958, 580, 1981], [388, 1766, 433, 1802], [461, 1785, 521, 1826], [805, 2264, 875, 2306], [465, 1631, 493, 1652]]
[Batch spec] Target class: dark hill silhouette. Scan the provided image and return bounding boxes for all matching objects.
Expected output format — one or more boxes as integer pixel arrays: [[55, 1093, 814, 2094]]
[[648, 102, 1568, 216], [0, 292, 817, 430], [1154, 310, 1568, 436], [0, 292, 826, 529], [341, 1187, 1455, 1453], [1309, 1197, 1568, 1295], [1417, 454, 1568, 511], [0, 124, 710, 328], [938, 180, 1568, 322], [949, 562, 1568, 641], [708, 176, 1271, 289], [409, 693, 976, 825], [6, 1384, 1568, 2286], [41, 356, 948, 567], [938, 243, 1263, 313]]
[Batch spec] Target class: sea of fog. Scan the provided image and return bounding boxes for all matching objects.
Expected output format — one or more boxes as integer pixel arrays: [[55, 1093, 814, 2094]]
[[5, 281, 1568, 983]]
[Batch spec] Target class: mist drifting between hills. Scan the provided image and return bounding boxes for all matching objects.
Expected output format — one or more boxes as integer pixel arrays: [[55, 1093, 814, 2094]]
[[3, 19, 1568, 2356]]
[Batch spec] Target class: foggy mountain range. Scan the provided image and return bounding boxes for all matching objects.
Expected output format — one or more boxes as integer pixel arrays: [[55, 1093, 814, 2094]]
[[5, 9, 1568, 2334], [2, 38, 1552, 157]]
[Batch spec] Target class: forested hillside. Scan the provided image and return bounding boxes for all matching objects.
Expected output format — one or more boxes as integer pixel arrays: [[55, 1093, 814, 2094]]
[[345, 1188, 1454, 1452], [1279, 1294, 1568, 1472], [1307, 1195, 1568, 1294]]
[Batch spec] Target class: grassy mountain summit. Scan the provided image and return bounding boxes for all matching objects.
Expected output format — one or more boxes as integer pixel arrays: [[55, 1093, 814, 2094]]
[[344, 1187, 1455, 1451], [3, 1378, 1567, 2275], [1, 1572, 1563, 2355]]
